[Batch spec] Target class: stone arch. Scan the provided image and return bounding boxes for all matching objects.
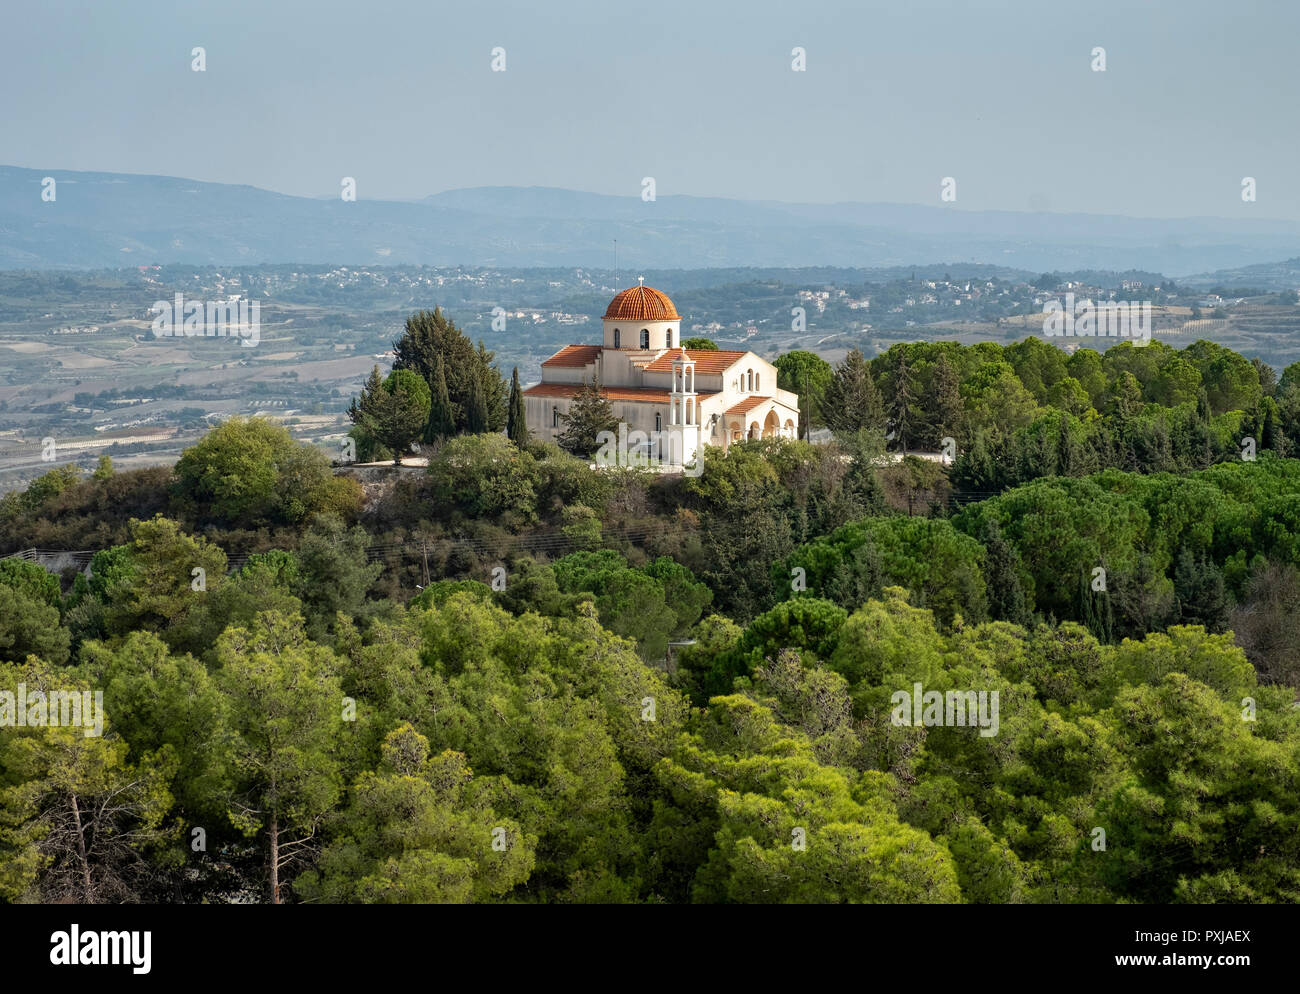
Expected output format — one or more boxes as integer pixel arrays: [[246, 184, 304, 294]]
[[763, 409, 780, 439]]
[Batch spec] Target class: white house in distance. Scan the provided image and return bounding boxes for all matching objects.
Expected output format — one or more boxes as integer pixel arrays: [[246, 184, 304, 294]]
[[523, 281, 800, 465]]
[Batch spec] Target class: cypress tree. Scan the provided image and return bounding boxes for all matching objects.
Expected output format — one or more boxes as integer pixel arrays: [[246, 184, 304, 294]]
[[466, 369, 489, 434], [1263, 404, 1279, 451], [983, 520, 1029, 626], [477, 341, 508, 431], [1078, 567, 1114, 643], [507, 367, 530, 447], [1056, 413, 1074, 476], [428, 354, 454, 440], [1192, 386, 1214, 467], [1173, 546, 1228, 632]]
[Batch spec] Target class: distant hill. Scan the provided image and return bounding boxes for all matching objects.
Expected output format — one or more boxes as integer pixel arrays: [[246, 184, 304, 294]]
[[7, 165, 1300, 274], [1179, 257, 1300, 291]]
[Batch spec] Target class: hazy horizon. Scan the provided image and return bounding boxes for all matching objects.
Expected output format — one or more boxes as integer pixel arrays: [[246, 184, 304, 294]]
[[4, 0, 1300, 219], [12, 162, 1300, 225]]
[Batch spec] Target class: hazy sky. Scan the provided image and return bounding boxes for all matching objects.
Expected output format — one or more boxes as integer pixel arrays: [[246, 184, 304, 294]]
[[3, 0, 1296, 218]]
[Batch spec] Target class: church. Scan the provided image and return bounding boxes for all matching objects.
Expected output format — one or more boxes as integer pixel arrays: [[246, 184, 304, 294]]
[[523, 282, 800, 466]]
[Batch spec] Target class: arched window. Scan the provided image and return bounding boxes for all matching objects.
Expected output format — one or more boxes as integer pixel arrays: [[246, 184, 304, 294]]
[[667, 327, 675, 348], [747, 369, 754, 391], [552, 407, 559, 428], [755, 373, 760, 391], [613, 328, 621, 347], [640, 328, 650, 349], [655, 411, 662, 432], [686, 399, 693, 424]]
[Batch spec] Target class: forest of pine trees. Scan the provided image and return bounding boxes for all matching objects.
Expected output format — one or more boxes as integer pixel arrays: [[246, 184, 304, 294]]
[[3, 328, 1300, 905]]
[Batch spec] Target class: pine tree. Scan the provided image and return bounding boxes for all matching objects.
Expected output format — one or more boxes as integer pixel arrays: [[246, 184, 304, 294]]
[[952, 429, 1001, 491], [216, 612, 343, 904], [1109, 372, 1142, 418], [557, 373, 618, 458], [822, 349, 884, 436], [391, 308, 506, 436], [889, 348, 915, 454], [930, 352, 962, 447], [350, 366, 431, 465], [0, 661, 176, 903], [348, 367, 384, 459], [507, 367, 530, 447]]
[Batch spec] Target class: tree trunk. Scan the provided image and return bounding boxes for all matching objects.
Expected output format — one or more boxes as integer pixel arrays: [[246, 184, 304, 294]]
[[269, 811, 280, 904], [70, 793, 94, 903]]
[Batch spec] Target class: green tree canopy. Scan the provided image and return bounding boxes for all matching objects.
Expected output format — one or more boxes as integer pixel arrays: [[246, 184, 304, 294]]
[[556, 374, 618, 459], [173, 417, 361, 525], [349, 366, 432, 465]]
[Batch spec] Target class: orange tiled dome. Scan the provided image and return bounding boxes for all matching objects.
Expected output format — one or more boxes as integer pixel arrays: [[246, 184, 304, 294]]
[[604, 284, 680, 321]]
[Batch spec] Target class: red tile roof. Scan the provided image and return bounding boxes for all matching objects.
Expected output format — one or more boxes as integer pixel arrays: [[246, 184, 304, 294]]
[[524, 383, 717, 404], [540, 344, 602, 367], [644, 348, 748, 374], [604, 285, 680, 321], [724, 395, 773, 417]]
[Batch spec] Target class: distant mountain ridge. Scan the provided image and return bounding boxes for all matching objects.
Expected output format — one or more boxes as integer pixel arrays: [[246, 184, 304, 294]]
[[1178, 257, 1300, 290], [5, 165, 1300, 274]]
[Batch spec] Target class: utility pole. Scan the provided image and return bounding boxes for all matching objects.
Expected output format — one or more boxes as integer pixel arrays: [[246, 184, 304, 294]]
[[795, 366, 806, 439]]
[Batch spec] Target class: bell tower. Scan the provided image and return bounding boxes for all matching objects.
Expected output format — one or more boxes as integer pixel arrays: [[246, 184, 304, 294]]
[[668, 351, 699, 467]]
